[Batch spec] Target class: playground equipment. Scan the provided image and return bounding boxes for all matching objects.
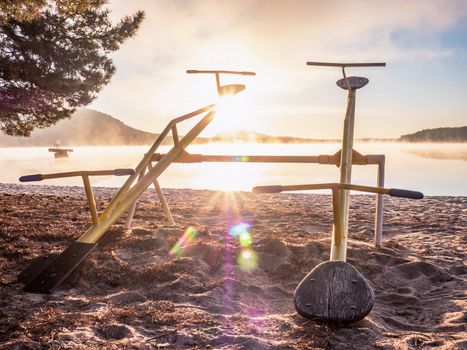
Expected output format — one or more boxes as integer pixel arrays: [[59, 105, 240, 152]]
[[18, 63, 423, 325], [253, 61, 424, 323], [18, 70, 255, 293]]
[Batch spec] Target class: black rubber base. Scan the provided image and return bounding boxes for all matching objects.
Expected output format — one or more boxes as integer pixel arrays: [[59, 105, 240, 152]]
[[294, 261, 375, 324], [22, 241, 97, 293]]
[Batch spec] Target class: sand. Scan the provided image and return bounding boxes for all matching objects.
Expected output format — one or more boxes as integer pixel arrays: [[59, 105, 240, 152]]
[[0, 183, 465, 349]]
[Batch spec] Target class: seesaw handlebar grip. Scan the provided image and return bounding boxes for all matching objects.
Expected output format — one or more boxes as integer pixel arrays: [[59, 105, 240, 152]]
[[113, 168, 135, 176], [389, 188, 424, 199], [253, 185, 283, 194], [19, 174, 43, 182]]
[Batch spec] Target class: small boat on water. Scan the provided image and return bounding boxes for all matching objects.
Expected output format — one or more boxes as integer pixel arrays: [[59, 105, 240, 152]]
[[48, 140, 73, 158]]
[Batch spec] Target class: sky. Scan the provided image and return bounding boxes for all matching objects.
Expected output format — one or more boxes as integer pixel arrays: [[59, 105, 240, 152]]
[[89, 0, 467, 139]]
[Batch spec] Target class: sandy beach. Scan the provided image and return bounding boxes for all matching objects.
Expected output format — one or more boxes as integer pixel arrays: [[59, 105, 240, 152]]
[[0, 183, 465, 349]]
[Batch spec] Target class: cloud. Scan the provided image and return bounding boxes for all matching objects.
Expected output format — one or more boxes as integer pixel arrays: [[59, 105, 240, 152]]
[[92, 0, 467, 137]]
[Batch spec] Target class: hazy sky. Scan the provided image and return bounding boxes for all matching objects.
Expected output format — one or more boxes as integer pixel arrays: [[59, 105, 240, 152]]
[[90, 0, 467, 138]]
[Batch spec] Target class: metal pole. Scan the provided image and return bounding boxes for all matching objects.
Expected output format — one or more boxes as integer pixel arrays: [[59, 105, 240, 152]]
[[147, 162, 175, 225], [375, 157, 385, 247], [125, 168, 146, 229]]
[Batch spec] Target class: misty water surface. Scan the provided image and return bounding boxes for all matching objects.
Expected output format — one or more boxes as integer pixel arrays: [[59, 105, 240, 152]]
[[1, 142, 466, 196]]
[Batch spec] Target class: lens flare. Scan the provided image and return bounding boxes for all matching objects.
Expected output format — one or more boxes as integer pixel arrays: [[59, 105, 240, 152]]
[[229, 222, 250, 237], [169, 226, 197, 258], [234, 155, 250, 162], [239, 231, 252, 247], [237, 249, 258, 271]]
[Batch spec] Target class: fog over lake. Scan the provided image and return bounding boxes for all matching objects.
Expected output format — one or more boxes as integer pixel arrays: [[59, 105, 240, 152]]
[[1, 142, 466, 196]]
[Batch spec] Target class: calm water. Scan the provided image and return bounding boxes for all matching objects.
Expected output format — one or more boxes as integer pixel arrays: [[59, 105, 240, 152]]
[[1, 143, 466, 195]]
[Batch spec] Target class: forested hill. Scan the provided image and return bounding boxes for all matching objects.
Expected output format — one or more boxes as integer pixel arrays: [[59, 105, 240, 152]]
[[400, 127, 467, 142], [0, 109, 162, 146]]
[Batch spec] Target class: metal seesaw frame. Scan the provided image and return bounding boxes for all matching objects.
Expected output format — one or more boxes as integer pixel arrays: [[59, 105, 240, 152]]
[[126, 64, 388, 248], [139, 148, 386, 247]]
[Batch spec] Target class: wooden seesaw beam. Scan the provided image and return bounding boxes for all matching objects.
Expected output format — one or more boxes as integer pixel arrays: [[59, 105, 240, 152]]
[[19, 106, 216, 293]]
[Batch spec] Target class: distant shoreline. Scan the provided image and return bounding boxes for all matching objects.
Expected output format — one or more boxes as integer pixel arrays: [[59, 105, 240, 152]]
[[0, 108, 464, 146], [1, 139, 467, 147]]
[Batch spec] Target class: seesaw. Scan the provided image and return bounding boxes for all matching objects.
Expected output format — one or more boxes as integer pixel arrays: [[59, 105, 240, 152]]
[[17, 69, 255, 293], [253, 61, 424, 323]]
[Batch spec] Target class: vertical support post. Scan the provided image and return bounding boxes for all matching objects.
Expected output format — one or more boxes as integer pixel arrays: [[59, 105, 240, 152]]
[[125, 168, 146, 229], [215, 73, 221, 95], [172, 125, 179, 147], [147, 162, 175, 225], [331, 84, 356, 261], [82, 175, 99, 226], [374, 156, 385, 247]]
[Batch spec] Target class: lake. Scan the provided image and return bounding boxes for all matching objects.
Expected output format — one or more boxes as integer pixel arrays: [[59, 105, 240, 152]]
[[1, 142, 466, 196]]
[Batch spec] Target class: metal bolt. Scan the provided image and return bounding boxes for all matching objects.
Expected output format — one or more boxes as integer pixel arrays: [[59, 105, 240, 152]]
[[306, 303, 312, 307]]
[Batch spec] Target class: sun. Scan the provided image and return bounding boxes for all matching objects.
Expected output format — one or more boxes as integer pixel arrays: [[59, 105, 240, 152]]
[[209, 92, 254, 135]]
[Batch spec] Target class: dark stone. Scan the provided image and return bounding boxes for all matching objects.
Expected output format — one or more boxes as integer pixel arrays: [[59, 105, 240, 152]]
[[294, 261, 375, 324]]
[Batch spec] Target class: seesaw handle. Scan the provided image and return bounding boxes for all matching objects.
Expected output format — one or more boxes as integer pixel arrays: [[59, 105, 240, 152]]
[[389, 188, 424, 199], [186, 70, 256, 76], [19, 169, 135, 182], [113, 168, 135, 176], [253, 183, 424, 199], [306, 62, 386, 68], [19, 174, 43, 182]]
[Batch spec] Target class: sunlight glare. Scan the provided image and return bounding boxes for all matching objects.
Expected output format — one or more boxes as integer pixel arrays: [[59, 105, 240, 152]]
[[210, 92, 253, 134], [169, 226, 197, 259]]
